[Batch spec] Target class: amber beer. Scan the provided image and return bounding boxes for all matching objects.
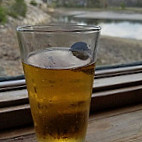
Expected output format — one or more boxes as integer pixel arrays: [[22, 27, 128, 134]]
[[23, 48, 95, 142]]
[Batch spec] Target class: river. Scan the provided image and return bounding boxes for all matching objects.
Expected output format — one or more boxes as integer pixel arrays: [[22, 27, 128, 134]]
[[58, 15, 142, 40]]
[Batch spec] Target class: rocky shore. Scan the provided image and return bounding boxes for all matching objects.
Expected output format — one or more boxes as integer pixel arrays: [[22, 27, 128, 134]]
[[1, 31, 142, 77], [97, 36, 142, 66], [0, 2, 51, 77]]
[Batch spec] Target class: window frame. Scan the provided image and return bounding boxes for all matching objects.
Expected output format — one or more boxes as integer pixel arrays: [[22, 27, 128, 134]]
[[0, 63, 142, 130]]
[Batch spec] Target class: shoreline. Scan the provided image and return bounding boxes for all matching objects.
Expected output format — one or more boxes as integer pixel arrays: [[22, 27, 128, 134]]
[[97, 36, 142, 66], [52, 8, 142, 21], [0, 35, 142, 77]]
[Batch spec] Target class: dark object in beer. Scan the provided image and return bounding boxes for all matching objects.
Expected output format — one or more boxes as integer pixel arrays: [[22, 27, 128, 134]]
[[70, 42, 90, 60]]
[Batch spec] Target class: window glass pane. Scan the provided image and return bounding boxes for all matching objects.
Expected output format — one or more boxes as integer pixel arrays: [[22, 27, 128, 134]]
[[0, 0, 142, 78], [0, 0, 51, 78]]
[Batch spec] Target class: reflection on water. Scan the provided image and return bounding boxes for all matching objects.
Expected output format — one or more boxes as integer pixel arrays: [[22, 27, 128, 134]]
[[58, 16, 142, 40], [100, 21, 142, 40]]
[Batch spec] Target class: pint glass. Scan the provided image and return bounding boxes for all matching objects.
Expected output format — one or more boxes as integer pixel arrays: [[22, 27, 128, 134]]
[[17, 24, 100, 142]]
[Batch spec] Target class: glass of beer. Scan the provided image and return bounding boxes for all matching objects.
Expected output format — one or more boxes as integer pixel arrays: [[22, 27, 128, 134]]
[[17, 24, 100, 142]]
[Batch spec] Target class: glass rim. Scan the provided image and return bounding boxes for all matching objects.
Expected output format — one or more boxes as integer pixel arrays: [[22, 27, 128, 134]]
[[17, 24, 101, 33]]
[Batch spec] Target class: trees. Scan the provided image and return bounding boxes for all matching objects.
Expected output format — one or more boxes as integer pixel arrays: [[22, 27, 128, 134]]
[[87, 0, 101, 8], [47, 0, 142, 8], [8, 0, 27, 18], [107, 0, 142, 7], [0, 6, 7, 24]]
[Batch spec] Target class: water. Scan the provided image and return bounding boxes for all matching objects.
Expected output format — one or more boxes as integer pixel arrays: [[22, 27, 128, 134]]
[[58, 16, 142, 40]]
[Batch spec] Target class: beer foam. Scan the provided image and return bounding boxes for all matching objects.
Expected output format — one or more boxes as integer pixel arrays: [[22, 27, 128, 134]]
[[27, 48, 91, 69]]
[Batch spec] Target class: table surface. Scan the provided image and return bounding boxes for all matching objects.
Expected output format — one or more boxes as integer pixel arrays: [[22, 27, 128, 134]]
[[1, 104, 142, 142]]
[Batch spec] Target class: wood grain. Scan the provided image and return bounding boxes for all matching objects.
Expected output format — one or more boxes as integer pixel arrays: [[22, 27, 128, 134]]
[[1, 105, 142, 142], [0, 89, 28, 107], [1, 84, 142, 130]]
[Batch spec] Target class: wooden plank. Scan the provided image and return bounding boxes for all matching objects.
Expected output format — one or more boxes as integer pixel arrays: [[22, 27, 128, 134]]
[[1, 105, 142, 142], [0, 127, 34, 140], [0, 73, 142, 108], [91, 85, 142, 112], [0, 134, 36, 142], [0, 90, 28, 107], [0, 104, 33, 130], [86, 108, 142, 142], [0, 84, 142, 130], [1, 105, 142, 140], [93, 73, 142, 91], [0, 63, 142, 93], [0, 80, 26, 92], [0, 80, 25, 88], [0, 69, 142, 92], [95, 65, 142, 79]]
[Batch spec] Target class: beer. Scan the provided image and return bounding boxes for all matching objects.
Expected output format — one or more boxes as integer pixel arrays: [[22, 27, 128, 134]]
[[23, 48, 95, 142]]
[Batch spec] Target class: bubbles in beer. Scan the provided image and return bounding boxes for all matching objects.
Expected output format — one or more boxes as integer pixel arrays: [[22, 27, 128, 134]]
[[23, 47, 95, 142]]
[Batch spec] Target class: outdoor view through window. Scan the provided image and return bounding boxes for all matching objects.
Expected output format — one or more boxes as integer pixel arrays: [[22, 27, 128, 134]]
[[0, 0, 142, 77]]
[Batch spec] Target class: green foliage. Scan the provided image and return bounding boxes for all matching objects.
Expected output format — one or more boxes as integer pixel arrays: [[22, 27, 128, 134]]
[[136, 0, 142, 7], [0, 0, 2, 6], [55, 0, 102, 8], [49, 2, 57, 8], [0, 6, 7, 24], [8, 0, 27, 18], [120, 2, 125, 9], [87, 0, 101, 8], [30, 0, 37, 6]]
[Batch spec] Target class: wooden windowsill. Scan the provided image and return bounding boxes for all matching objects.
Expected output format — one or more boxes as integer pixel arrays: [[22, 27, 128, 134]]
[[1, 72, 142, 107], [1, 104, 142, 142], [0, 65, 142, 131]]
